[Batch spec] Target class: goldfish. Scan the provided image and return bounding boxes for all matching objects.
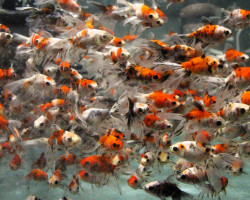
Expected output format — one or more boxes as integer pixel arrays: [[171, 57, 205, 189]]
[[26, 169, 48, 181], [0, 24, 10, 33], [0, 67, 17, 81], [223, 9, 250, 28], [0, 32, 13, 47], [69, 175, 80, 194], [128, 172, 144, 189], [177, 165, 208, 184], [184, 101, 225, 132], [5, 73, 56, 101], [109, 37, 126, 47], [203, 90, 216, 109], [241, 91, 250, 105], [125, 65, 162, 82], [32, 152, 47, 169], [79, 155, 115, 174], [157, 55, 228, 76], [173, 158, 194, 173], [116, 0, 160, 23], [170, 141, 211, 163], [103, 47, 131, 64], [90, 1, 127, 21], [9, 153, 22, 170], [143, 114, 173, 132], [144, 179, 193, 200], [69, 29, 113, 50], [218, 122, 249, 139], [78, 170, 103, 186], [48, 128, 81, 150], [211, 143, 237, 155], [185, 25, 232, 47], [99, 134, 124, 151], [56, 0, 80, 13], [135, 91, 180, 109], [48, 169, 62, 187], [224, 49, 249, 63], [217, 103, 249, 122]]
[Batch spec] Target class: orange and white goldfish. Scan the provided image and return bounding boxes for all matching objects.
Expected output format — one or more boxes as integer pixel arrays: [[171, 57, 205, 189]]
[[223, 9, 250, 28]]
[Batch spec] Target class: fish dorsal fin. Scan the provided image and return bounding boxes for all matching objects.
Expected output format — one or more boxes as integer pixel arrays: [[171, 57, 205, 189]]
[[204, 89, 211, 98], [201, 16, 212, 25]]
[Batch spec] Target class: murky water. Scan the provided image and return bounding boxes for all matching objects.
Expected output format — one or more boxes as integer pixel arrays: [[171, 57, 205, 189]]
[[0, 0, 249, 200]]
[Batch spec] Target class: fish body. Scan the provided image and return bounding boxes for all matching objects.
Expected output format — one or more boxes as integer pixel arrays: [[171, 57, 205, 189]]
[[144, 180, 193, 200]]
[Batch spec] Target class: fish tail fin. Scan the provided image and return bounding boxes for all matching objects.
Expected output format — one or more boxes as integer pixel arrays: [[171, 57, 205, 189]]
[[172, 191, 194, 200], [161, 69, 189, 92], [154, 62, 181, 72]]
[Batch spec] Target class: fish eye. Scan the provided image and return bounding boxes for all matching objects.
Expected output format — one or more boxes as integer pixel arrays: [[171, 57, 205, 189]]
[[102, 34, 107, 40], [12, 73, 16, 78], [240, 108, 245, 114], [121, 53, 125, 57], [173, 147, 178, 151], [148, 14, 153, 19], [218, 64, 224, 68], [224, 30, 230, 36], [88, 85, 92, 89], [216, 121, 222, 126], [241, 56, 246, 60], [5, 34, 11, 40], [118, 41, 122, 45], [146, 159, 150, 163], [85, 161, 90, 165], [246, 14, 250, 19], [35, 39, 39, 44], [40, 123, 44, 127], [134, 179, 138, 183], [113, 143, 117, 147], [153, 75, 158, 80], [55, 180, 58, 184], [84, 172, 89, 177], [77, 186, 79, 190], [172, 101, 176, 105], [167, 124, 171, 128], [45, 82, 50, 86], [69, 188, 72, 191], [181, 174, 186, 179], [148, 186, 154, 190], [138, 108, 143, 113], [68, 137, 72, 142], [156, 20, 161, 25], [239, 168, 243, 172]]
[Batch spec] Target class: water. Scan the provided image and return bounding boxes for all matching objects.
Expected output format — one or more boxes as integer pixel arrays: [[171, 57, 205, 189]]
[[0, 0, 249, 200]]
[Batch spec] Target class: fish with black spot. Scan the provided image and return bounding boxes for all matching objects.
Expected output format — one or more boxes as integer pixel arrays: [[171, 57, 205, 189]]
[[144, 178, 195, 200]]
